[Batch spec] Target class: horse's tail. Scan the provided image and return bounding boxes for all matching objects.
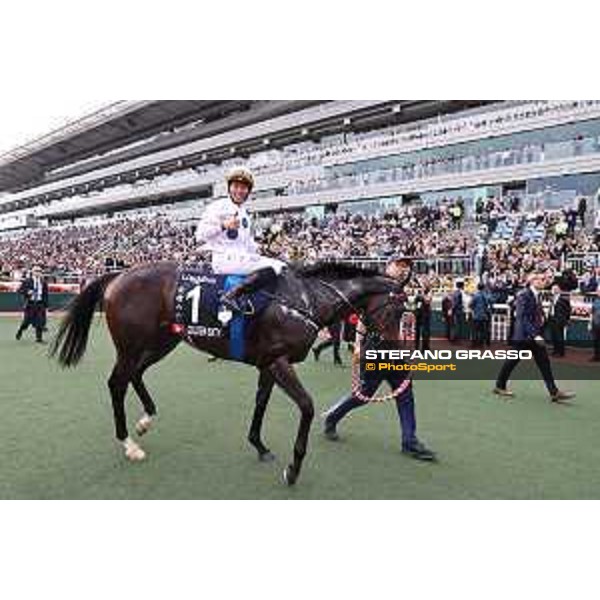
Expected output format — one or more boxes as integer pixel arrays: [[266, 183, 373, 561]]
[[50, 272, 121, 368]]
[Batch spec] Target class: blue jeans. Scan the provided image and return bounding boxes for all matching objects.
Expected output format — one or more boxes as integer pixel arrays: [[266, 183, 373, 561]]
[[324, 372, 418, 448]]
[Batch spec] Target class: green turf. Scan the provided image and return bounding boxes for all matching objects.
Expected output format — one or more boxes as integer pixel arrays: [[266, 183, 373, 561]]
[[0, 315, 599, 499]]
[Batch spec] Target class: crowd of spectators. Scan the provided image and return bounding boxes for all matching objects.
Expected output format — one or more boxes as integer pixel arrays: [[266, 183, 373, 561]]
[[0, 199, 474, 281], [0, 217, 198, 281], [1, 195, 598, 298], [254, 201, 471, 262]]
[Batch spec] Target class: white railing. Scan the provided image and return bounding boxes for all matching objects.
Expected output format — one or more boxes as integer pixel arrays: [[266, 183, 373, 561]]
[[323, 254, 476, 276], [566, 253, 600, 274]]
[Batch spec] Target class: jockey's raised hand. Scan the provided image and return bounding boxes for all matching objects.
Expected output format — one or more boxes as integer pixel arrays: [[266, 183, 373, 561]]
[[222, 215, 240, 231]]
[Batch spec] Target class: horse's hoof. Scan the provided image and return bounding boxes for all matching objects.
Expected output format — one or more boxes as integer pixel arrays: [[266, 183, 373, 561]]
[[282, 465, 297, 486], [125, 446, 146, 462], [123, 438, 146, 462], [259, 451, 276, 463], [135, 415, 153, 437]]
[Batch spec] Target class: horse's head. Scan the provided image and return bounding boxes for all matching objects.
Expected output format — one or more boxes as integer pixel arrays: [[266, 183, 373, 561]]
[[361, 288, 408, 341], [294, 261, 410, 330]]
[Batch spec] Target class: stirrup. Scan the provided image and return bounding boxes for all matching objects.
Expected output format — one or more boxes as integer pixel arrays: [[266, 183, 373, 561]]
[[220, 295, 243, 313], [220, 294, 255, 316]]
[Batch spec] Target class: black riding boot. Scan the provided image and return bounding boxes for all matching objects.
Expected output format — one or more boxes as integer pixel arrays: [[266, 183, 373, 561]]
[[221, 267, 278, 312]]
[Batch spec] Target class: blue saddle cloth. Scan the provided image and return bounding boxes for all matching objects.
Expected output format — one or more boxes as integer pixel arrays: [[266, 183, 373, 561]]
[[173, 264, 271, 361]]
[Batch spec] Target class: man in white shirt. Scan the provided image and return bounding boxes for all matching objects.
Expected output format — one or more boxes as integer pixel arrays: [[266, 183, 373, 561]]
[[195, 166, 286, 311]]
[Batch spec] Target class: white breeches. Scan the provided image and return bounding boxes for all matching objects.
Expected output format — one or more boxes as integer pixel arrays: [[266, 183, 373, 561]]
[[212, 251, 286, 276]]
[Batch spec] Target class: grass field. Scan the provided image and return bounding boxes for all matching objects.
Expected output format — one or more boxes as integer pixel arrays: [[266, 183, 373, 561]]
[[1, 315, 599, 499]]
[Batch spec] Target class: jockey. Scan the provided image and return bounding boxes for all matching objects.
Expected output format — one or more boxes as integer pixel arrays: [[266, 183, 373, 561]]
[[195, 166, 286, 311]]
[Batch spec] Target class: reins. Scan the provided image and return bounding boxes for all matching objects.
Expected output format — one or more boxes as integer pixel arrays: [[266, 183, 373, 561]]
[[242, 268, 416, 404], [310, 277, 414, 404]]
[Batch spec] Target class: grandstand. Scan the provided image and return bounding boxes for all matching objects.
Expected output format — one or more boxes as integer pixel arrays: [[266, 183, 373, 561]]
[[0, 99, 599, 298]]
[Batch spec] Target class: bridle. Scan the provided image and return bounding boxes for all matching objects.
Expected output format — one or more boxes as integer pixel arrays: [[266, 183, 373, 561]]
[[314, 276, 404, 339], [254, 266, 406, 333], [256, 269, 415, 404], [315, 271, 415, 404], [313, 258, 414, 337]]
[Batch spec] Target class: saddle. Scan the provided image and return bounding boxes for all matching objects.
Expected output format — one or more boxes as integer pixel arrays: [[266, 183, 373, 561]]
[[172, 264, 271, 360]]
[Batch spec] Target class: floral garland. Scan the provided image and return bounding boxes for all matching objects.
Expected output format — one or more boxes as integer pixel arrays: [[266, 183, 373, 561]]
[[350, 352, 412, 404]]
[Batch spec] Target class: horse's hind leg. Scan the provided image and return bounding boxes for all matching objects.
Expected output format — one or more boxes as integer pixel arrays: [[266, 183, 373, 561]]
[[131, 337, 181, 436], [131, 375, 156, 437], [248, 368, 276, 462], [268, 357, 315, 486], [108, 357, 145, 462]]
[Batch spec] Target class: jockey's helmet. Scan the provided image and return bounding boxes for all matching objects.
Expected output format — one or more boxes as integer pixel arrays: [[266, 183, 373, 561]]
[[226, 166, 255, 192]]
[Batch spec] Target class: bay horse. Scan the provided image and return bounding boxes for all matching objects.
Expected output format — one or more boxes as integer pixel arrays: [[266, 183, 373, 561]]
[[50, 261, 406, 486]]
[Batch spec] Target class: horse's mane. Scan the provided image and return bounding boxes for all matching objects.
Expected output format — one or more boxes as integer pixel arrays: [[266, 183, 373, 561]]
[[294, 262, 382, 280]]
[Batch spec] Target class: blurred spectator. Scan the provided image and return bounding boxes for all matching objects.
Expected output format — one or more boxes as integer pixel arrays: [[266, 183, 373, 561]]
[[470, 282, 493, 347], [591, 289, 600, 362], [413, 286, 432, 351], [577, 196, 587, 227], [546, 283, 572, 357]]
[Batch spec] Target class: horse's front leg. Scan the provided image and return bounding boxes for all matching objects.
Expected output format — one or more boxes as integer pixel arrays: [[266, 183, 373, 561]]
[[248, 368, 276, 462], [269, 357, 315, 486]]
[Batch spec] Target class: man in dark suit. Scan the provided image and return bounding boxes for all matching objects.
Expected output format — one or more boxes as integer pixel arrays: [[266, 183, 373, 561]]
[[451, 280, 466, 342], [565, 208, 578, 236], [470, 283, 492, 347], [494, 270, 574, 403], [441, 292, 453, 341], [546, 284, 571, 357], [414, 286, 432, 351], [591, 289, 600, 362], [15, 266, 49, 343], [577, 196, 587, 227]]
